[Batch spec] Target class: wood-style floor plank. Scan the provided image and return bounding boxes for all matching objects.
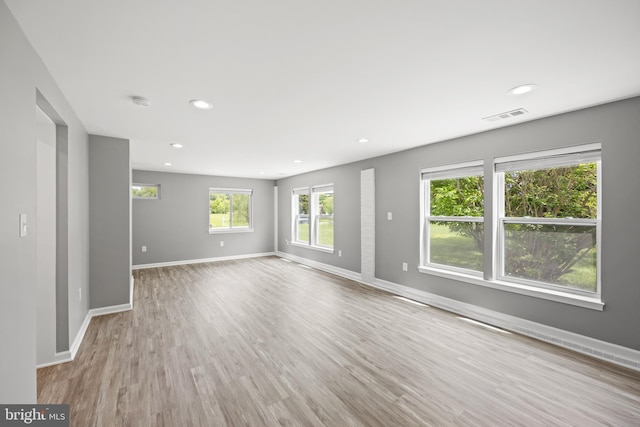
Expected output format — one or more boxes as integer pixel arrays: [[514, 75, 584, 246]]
[[38, 256, 640, 426]]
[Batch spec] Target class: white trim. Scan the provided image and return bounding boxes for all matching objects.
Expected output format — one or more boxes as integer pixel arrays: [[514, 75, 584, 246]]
[[418, 266, 603, 310], [36, 351, 72, 369], [208, 227, 254, 234], [132, 252, 276, 270], [274, 186, 278, 253], [290, 241, 334, 254], [130, 275, 135, 308], [275, 251, 361, 282], [274, 254, 636, 371], [369, 277, 635, 370], [39, 301, 134, 368], [494, 142, 601, 167]]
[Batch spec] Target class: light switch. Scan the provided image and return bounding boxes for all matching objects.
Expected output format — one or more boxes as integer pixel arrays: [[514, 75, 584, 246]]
[[141, 246, 147, 253], [19, 214, 27, 237], [387, 212, 393, 220]]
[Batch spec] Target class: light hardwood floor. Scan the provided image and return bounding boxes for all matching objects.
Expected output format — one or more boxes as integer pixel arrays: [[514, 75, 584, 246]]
[[38, 257, 640, 426]]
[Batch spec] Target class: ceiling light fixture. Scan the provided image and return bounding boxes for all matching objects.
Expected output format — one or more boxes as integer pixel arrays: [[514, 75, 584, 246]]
[[509, 84, 537, 95], [170, 143, 183, 148], [189, 99, 213, 110], [163, 162, 172, 166], [293, 159, 302, 164], [358, 138, 369, 144], [131, 96, 150, 107]]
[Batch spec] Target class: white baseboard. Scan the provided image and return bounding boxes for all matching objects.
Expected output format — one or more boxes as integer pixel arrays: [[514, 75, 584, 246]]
[[275, 251, 362, 282], [36, 351, 72, 369], [38, 302, 134, 369], [276, 253, 640, 372], [132, 252, 276, 270]]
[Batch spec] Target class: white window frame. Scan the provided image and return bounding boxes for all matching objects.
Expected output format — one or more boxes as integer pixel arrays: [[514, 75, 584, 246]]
[[417, 144, 604, 311], [291, 184, 334, 253], [419, 161, 484, 277], [494, 144, 602, 298], [132, 183, 160, 199], [208, 188, 253, 234]]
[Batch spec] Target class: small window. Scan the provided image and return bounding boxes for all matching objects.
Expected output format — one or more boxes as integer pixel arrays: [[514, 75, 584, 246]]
[[209, 188, 253, 233], [495, 146, 601, 294], [132, 184, 159, 199], [421, 162, 484, 275]]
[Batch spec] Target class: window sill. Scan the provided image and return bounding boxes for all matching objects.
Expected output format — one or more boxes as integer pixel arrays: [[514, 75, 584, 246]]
[[291, 241, 335, 254], [418, 266, 604, 311], [208, 228, 254, 234]]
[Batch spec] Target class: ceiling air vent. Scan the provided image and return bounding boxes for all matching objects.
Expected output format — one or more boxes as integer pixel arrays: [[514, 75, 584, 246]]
[[482, 108, 528, 122]]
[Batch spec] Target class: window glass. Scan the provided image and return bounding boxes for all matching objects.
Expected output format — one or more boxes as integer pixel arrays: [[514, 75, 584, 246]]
[[422, 166, 484, 275], [500, 162, 598, 292], [132, 184, 159, 199], [209, 189, 252, 232]]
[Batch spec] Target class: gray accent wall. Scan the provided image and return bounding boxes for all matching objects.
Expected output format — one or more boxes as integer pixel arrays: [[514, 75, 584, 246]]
[[277, 96, 640, 351], [0, 0, 90, 402], [132, 170, 275, 265], [89, 135, 132, 308]]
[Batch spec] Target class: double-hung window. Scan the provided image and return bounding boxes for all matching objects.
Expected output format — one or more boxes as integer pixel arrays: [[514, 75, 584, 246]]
[[292, 184, 334, 251], [420, 161, 484, 275], [209, 188, 253, 233], [495, 145, 601, 295]]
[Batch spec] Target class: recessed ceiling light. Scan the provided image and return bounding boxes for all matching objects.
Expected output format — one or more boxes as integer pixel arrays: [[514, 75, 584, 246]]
[[259, 171, 265, 175], [131, 96, 150, 107], [163, 162, 172, 166], [170, 143, 183, 148], [509, 84, 537, 95], [293, 159, 302, 164], [189, 99, 213, 109], [358, 138, 369, 144]]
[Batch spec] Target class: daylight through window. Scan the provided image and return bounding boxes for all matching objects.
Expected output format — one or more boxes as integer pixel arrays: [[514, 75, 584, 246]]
[[292, 184, 334, 251], [209, 188, 253, 233], [421, 161, 484, 275]]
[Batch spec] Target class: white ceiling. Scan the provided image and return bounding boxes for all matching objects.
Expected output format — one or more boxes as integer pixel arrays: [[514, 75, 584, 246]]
[[7, 0, 640, 179]]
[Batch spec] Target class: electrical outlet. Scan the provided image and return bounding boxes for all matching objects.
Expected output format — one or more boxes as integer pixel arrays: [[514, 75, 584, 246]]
[[402, 262, 408, 271], [338, 250, 342, 257], [220, 241, 224, 247], [141, 246, 147, 252], [387, 212, 393, 220]]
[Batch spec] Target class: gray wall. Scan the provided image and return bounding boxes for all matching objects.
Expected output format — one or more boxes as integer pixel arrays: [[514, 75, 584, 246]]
[[277, 96, 640, 351], [89, 135, 132, 308], [0, 0, 90, 402], [132, 170, 275, 265]]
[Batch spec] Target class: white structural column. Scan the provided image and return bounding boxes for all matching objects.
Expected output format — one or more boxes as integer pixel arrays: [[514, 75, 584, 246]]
[[361, 168, 375, 282]]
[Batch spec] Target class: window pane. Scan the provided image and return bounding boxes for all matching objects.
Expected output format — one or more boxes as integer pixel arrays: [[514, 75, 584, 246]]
[[132, 184, 158, 198], [316, 192, 334, 248], [430, 176, 483, 216], [429, 221, 483, 272], [296, 214, 309, 242], [317, 216, 334, 247], [232, 194, 250, 228], [210, 193, 231, 229], [503, 223, 597, 292], [504, 163, 597, 219], [295, 193, 310, 243]]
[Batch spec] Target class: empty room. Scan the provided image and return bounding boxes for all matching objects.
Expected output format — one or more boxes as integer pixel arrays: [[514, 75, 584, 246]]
[[1, 0, 640, 425]]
